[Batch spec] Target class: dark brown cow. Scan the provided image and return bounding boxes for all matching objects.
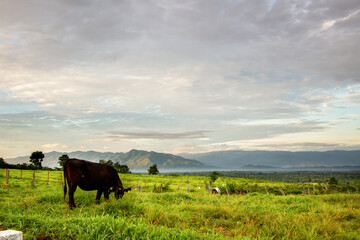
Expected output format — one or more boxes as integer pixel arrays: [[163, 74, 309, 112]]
[[63, 158, 130, 209]]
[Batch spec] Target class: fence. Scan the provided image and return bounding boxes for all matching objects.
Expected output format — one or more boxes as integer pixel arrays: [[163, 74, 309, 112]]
[[1, 169, 198, 193], [1, 168, 338, 196]]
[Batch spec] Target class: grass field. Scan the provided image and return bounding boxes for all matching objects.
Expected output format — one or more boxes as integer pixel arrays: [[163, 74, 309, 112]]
[[1, 169, 360, 239]]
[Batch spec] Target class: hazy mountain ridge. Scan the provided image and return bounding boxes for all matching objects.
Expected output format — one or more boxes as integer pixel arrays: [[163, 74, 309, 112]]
[[180, 150, 360, 169], [6, 149, 360, 171], [6, 149, 207, 170]]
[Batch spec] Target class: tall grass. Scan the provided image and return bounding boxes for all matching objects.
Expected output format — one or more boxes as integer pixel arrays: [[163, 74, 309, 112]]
[[1, 169, 359, 239]]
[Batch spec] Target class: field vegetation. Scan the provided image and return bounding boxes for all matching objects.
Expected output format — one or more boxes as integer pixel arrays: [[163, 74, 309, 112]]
[[188, 170, 360, 185], [1, 169, 359, 239]]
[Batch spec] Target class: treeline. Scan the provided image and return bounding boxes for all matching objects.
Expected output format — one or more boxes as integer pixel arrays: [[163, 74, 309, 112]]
[[226, 171, 360, 185], [98, 160, 131, 173], [0, 157, 53, 170], [1, 153, 162, 175], [0, 151, 51, 170], [0, 153, 132, 174]]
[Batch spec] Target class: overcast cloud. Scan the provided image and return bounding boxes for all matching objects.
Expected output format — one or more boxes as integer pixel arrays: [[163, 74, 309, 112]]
[[0, 0, 360, 158]]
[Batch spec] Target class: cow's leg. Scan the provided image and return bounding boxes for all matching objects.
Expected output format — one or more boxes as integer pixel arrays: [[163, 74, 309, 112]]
[[68, 184, 77, 209], [104, 190, 110, 201], [96, 190, 102, 202]]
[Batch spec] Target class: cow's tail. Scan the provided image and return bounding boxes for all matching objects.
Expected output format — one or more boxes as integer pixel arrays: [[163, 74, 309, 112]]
[[63, 162, 67, 202]]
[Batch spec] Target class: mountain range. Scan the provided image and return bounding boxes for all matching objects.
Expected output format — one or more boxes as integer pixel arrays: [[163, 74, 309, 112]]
[[5, 149, 360, 171], [6, 149, 207, 170], [180, 150, 360, 169]]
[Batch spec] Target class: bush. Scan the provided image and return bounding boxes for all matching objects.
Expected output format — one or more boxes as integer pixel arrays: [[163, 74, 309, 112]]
[[153, 182, 171, 193], [208, 171, 220, 185]]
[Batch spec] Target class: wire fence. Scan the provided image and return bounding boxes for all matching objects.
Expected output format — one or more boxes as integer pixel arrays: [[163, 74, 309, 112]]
[[1, 168, 351, 195], [1, 168, 207, 194]]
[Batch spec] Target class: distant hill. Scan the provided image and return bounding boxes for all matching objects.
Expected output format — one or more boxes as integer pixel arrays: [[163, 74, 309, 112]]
[[180, 150, 360, 169], [6, 149, 208, 170]]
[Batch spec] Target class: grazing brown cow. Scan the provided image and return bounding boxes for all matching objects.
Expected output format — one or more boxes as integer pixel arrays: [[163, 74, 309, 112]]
[[63, 158, 130, 209]]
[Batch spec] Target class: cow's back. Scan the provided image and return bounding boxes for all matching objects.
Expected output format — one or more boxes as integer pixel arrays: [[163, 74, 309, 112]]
[[64, 158, 120, 190], [64, 159, 87, 186], [87, 163, 119, 184]]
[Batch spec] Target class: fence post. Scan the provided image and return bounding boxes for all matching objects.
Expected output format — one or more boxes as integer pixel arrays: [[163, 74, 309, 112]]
[[302, 185, 306, 195], [187, 185, 189, 192], [31, 171, 35, 187], [60, 174, 63, 186], [48, 171, 50, 183], [144, 179, 146, 191], [246, 187, 249, 194], [279, 188, 285, 196], [206, 183, 210, 193], [264, 185, 269, 194], [6, 170, 10, 184]]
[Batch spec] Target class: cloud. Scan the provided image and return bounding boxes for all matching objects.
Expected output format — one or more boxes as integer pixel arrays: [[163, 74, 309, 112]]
[[0, 0, 360, 157], [321, 9, 360, 31], [1, 0, 359, 80], [256, 142, 340, 148], [89, 130, 210, 142], [345, 85, 360, 103], [171, 143, 207, 155], [206, 140, 357, 152], [40, 143, 69, 150], [212, 120, 329, 144]]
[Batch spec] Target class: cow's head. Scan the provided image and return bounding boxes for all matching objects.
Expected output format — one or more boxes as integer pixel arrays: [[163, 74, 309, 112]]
[[115, 187, 132, 199]]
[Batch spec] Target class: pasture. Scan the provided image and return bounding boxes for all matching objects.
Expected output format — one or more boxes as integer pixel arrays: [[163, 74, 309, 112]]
[[1, 169, 359, 239]]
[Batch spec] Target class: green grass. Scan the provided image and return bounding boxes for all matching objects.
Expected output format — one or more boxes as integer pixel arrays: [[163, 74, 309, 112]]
[[1, 169, 360, 239]]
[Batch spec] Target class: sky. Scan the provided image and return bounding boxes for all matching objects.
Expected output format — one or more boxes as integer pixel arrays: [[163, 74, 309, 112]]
[[1, 0, 360, 159]]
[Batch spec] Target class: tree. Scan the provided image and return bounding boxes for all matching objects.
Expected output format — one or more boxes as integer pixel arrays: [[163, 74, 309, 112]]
[[328, 176, 338, 185], [29, 151, 44, 168], [99, 160, 114, 167], [0, 157, 7, 168], [58, 154, 69, 169], [208, 171, 220, 185], [114, 163, 131, 173], [99, 160, 131, 173], [148, 164, 159, 175]]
